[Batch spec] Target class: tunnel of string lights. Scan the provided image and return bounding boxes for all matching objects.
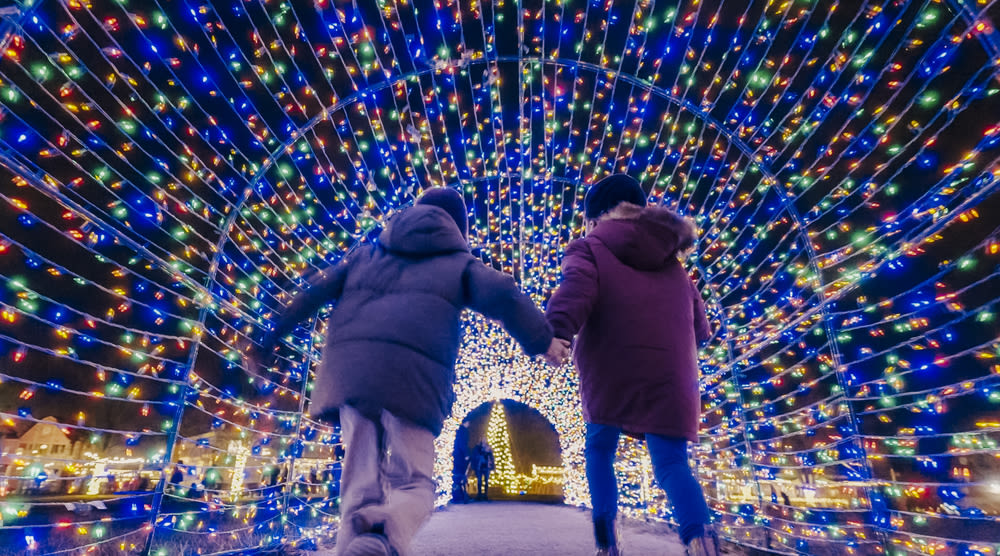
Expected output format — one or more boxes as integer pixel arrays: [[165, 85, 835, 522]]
[[0, 0, 998, 554]]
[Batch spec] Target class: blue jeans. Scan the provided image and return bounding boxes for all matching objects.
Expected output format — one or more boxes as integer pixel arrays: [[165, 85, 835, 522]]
[[585, 423, 710, 544]]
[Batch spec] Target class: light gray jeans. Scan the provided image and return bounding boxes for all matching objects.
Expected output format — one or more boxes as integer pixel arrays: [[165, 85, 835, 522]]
[[335, 405, 436, 556]]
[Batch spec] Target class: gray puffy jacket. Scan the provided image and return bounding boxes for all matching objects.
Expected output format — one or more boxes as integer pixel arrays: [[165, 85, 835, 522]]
[[261, 204, 553, 434]]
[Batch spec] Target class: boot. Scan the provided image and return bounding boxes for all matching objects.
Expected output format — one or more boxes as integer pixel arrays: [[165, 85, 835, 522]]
[[593, 516, 621, 556], [684, 527, 720, 556]]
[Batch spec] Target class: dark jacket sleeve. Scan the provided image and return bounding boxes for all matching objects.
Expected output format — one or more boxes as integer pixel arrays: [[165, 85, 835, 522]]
[[260, 260, 351, 355], [691, 279, 711, 343], [545, 239, 599, 341], [462, 259, 553, 356]]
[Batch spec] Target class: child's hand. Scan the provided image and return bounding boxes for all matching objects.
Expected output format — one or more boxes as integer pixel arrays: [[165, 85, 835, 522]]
[[542, 338, 571, 367]]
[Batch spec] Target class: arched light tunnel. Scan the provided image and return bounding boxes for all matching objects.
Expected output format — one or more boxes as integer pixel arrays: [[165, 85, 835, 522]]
[[0, 0, 998, 554]]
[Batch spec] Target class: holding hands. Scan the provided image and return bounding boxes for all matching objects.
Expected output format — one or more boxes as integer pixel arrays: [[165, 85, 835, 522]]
[[543, 337, 571, 367]]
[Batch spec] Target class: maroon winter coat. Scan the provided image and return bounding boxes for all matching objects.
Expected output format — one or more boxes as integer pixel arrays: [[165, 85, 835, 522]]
[[545, 204, 711, 442]]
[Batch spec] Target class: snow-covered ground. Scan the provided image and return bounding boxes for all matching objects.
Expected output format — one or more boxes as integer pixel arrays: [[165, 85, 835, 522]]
[[314, 501, 690, 555]]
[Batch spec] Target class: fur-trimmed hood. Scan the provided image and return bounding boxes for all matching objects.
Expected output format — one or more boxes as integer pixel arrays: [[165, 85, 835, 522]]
[[546, 201, 710, 441], [588, 203, 697, 271]]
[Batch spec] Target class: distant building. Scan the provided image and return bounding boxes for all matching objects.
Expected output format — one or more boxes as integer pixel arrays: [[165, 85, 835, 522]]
[[0, 417, 85, 495], [0, 416, 80, 460]]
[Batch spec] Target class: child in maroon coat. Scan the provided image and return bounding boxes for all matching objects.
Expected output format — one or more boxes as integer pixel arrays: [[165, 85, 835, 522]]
[[545, 175, 719, 556]]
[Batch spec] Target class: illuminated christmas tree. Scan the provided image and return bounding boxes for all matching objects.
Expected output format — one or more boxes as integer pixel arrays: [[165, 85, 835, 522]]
[[485, 402, 516, 494]]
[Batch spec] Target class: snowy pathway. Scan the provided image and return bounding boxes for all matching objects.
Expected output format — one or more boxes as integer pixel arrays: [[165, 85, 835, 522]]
[[314, 501, 690, 555]]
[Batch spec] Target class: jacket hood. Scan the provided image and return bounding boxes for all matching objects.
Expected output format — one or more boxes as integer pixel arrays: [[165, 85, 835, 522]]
[[589, 204, 697, 271], [379, 204, 470, 256]]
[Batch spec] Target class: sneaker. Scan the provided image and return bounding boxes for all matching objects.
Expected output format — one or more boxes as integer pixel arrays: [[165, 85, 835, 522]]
[[341, 533, 398, 556], [594, 547, 621, 556]]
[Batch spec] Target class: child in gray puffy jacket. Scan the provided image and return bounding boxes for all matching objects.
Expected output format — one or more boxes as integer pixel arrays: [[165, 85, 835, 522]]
[[250, 187, 568, 556]]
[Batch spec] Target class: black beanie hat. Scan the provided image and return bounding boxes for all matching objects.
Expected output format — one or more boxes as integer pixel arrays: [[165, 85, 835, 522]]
[[584, 174, 647, 219], [417, 187, 468, 238]]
